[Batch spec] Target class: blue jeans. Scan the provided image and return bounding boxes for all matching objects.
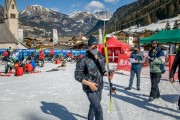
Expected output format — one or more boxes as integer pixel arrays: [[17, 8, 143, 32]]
[[129, 67, 142, 89], [86, 91, 103, 120]]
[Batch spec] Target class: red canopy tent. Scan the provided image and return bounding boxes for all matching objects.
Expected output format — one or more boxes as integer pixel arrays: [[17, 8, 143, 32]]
[[98, 36, 130, 62]]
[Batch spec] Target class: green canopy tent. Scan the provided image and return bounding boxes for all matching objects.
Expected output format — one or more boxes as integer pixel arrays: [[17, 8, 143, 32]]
[[140, 29, 180, 44]]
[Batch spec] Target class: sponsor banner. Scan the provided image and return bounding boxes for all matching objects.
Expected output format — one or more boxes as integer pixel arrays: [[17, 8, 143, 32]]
[[18, 29, 24, 43], [169, 55, 178, 80], [54, 50, 62, 56], [98, 29, 103, 44], [117, 54, 131, 71], [0, 49, 86, 57], [107, 48, 121, 62], [53, 29, 58, 44]]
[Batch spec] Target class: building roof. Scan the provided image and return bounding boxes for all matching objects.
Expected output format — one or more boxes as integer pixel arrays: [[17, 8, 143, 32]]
[[0, 23, 18, 44], [140, 29, 180, 44], [5, 0, 17, 10]]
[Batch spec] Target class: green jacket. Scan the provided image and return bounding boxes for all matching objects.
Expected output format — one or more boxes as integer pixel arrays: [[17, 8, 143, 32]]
[[149, 47, 165, 73], [149, 56, 165, 73]]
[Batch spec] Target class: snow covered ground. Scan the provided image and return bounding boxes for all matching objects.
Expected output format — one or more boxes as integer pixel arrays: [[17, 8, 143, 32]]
[[0, 62, 179, 120]]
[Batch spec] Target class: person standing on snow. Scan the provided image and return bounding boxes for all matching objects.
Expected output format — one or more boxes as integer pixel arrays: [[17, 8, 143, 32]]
[[3, 49, 9, 62], [49, 49, 54, 61], [125, 45, 144, 91], [74, 36, 114, 120], [39, 50, 45, 67], [147, 40, 165, 101], [169, 46, 180, 110], [12, 49, 19, 63]]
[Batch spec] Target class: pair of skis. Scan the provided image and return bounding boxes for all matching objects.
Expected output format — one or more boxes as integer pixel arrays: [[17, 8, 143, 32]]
[[103, 36, 113, 112]]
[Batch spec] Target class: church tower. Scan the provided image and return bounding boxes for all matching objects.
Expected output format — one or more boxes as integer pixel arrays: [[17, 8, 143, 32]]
[[4, 0, 19, 39]]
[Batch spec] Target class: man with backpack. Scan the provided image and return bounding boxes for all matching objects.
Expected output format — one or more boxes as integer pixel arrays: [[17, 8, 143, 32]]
[[148, 40, 165, 101]]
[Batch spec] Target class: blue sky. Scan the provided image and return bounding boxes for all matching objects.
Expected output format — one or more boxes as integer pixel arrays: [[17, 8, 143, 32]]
[[0, 0, 135, 14]]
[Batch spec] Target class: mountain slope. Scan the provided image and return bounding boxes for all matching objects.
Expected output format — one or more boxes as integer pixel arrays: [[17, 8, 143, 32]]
[[94, 11, 112, 20], [70, 12, 98, 31], [86, 20, 108, 36], [87, 0, 180, 35], [19, 5, 112, 37], [108, 0, 180, 31], [19, 5, 84, 37]]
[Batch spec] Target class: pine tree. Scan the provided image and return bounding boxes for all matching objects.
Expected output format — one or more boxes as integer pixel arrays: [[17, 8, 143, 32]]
[[173, 20, 178, 29], [165, 21, 171, 30], [143, 13, 151, 25], [168, 3, 175, 18]]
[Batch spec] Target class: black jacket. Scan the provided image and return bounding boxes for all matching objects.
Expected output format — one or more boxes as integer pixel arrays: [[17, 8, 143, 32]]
[[74, 51, 106, 92], [170, 52, 180, 82]]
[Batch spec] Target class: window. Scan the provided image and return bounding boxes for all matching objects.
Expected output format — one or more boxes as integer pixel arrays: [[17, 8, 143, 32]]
[[12, 4, 15, 9], [10, 14, 16, 18]]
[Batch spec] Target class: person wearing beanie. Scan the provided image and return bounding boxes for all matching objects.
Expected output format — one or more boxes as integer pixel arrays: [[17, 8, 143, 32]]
[[74, 36, 113, 120], [125, 45, 144, 91]]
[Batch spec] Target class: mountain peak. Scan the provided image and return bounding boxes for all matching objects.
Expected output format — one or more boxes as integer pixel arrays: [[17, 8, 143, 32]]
[[26, 5, 52, 14], [94, 10, 112, 20], [69, 11, 112, 20], [69, 11, 92, 18]]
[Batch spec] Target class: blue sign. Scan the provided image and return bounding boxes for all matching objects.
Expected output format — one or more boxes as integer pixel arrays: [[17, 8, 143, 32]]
[[0, 49, 87, 57]]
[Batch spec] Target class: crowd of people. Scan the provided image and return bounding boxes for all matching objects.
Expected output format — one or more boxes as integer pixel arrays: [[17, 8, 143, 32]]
[[1, 47, 83, 76], [2, 47, 45, 75]]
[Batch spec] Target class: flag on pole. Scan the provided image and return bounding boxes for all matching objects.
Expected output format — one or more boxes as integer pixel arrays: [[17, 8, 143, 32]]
[[18, 29, 23, 43], [99, 29, 103, 44], [53, 29, 58, 44]]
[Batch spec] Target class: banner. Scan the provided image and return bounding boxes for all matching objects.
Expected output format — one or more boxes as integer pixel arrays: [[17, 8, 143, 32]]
[[0, 48, 86, 57], [117, 54, 131, 71], [53, 29, 58, 44], [98, 29, 103, 44], [18, 29, 23, 43], [107, 48, 121, 62], [169, 55, 178, 80]]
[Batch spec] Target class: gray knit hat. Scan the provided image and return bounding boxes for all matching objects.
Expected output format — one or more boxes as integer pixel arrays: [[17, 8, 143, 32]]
[[88, 36, 98, 46]]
